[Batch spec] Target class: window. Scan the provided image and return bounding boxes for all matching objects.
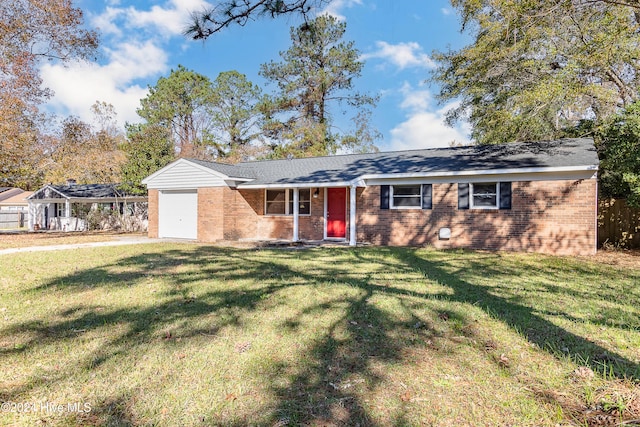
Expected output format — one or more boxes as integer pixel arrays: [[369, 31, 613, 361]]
[[265, 189, 311, 215], [471, 182, 498, 209], [289, 189, 311, 215], [459, 182, 511, 210], [56, 203, 65, 217], [391, 185, 421, 208], [381, 184, 432, 210]]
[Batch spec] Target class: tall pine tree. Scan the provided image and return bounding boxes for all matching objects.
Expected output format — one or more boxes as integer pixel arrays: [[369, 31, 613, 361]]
[[259, 15, 379, 157]]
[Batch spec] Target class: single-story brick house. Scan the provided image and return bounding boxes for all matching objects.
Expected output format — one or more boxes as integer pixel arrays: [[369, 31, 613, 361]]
[[142, 138, 599, 255]]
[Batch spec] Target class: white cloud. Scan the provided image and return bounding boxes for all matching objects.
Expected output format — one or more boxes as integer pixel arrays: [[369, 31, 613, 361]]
[[41, 41, 168, 128], [441, 8, 453, 16], [42, 0, 211, 130], [90, 7, 125, 36], [126, 0, 210, 35], [398, 81, 431, 112], [362, 41, 435, 70], [388, 83, 471, 150], [390, 111, 470, 150], [321, 0, 363, 20]]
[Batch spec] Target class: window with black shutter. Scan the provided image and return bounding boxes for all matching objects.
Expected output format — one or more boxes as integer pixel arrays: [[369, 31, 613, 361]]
[[458, 182, 512, 210], [380, 185, 390, 210]]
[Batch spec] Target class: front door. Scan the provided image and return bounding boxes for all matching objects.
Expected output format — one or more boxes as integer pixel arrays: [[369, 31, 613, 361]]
[[326, 188, 346, 239]]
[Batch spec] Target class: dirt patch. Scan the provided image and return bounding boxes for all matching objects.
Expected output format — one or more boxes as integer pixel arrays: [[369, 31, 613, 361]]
[[0, 231, 146, 250], [587, 249, 640, 269]]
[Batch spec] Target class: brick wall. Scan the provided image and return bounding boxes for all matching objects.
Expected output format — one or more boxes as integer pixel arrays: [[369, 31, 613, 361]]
[[196, 187, 326, 242], [198, 187, 224, 241], [357, 179, 597, 256], [301, 189, 325, 240], [148, 189, 159, 238], [153, 179, 596, 255]]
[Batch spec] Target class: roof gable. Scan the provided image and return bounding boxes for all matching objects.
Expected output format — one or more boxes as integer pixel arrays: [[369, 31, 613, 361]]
[[142, 158, 251, 189], [29, 185, 68, 200]]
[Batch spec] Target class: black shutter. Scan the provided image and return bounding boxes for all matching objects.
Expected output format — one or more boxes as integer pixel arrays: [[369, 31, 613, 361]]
[[380, 185, 390, 210], [458, 183, 469, 210], [499, 182, 512, 210], [421, 184, 432, 209]]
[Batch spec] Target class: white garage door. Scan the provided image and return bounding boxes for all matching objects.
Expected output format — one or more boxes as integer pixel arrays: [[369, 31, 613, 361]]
[[159, 190, 198, 239]]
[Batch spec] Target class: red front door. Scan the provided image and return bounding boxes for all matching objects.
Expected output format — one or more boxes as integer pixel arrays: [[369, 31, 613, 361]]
[[326, 188, 346, 238]]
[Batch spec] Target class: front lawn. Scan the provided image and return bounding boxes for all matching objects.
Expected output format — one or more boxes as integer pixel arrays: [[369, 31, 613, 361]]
[[0, 244, 639, 426]]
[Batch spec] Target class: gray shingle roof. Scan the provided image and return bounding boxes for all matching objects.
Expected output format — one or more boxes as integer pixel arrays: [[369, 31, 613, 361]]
[[187, 158, 256, 179], [189, 138, 598, 187], [30, 184, 141, 199]]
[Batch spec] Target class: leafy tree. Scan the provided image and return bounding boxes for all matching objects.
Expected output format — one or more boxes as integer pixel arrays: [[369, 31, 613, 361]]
[[185, 0, 328, 39], [259, 15, 379, 157], [209, 71, 266, 162], [44, 103, 126, 185], [432, 0, 640, 145], [138, 65, 218, 160], [595, 101, 640, 206], [0, 0, 98, 188], [120, 123, 175, 195]]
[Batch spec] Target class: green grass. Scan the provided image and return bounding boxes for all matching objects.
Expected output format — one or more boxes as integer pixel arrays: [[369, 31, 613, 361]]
[[0, 244, 639, 426]]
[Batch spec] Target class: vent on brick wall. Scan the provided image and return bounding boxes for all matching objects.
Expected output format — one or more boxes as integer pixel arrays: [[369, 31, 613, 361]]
[[439, 228, 451, 240]]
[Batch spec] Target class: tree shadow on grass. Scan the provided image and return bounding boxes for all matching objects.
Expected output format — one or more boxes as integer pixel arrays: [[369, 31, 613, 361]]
[[391, 248, 640, 380], [2, 246, 460, 425], [267, 283, 426, 426], [2, 245, 639, 426], [0, 248, 304, 410]]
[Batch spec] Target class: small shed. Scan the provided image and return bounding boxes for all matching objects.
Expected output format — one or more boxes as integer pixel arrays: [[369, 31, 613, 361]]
[[27, 183, 148, 231]]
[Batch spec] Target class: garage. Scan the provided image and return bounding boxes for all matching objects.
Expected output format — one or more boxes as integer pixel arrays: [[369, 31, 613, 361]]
[[158, 190, 198, 239]]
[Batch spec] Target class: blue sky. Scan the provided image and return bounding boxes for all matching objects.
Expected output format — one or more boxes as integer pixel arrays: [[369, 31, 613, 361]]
[[41, 0, 472, 150]]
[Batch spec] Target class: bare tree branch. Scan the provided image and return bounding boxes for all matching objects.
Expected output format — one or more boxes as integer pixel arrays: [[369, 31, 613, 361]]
[[600, 0, 640, 8], [579, 0, 640, 9], [184, 0, 329, 40]]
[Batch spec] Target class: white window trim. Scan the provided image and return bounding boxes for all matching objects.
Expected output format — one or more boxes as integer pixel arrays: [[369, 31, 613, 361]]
[[265, 189, 312, 216], [470, 182, 500, 210], [390, 184, 422, 210], [56, 203, 65, 217]]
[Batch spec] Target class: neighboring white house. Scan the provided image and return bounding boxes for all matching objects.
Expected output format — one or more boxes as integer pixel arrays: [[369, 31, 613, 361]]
[[27, 182, 148, 232]]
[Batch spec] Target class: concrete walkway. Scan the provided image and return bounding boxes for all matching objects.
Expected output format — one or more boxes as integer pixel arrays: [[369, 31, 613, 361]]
[[0, 237, 159, 255]]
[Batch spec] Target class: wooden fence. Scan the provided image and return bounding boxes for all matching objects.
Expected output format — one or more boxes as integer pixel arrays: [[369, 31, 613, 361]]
[[0, 211, 27, 229], [598, 199, 640, 249]]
